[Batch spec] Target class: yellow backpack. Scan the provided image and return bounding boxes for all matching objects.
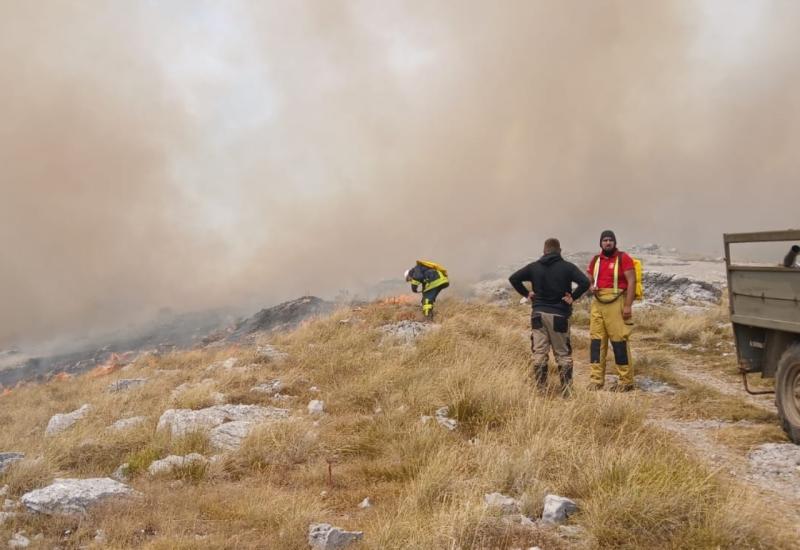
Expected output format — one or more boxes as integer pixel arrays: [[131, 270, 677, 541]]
[[417, 259, 448, 277], [592, 254, 643, 301], [632, 257, 643, 301]]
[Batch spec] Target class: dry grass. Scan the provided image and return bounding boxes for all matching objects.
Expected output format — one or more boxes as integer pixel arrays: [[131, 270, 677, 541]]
[[0, 299, 796, 548]]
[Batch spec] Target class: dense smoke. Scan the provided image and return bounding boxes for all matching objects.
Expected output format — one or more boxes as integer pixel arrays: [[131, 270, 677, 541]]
[[1, 1, 799, 346]]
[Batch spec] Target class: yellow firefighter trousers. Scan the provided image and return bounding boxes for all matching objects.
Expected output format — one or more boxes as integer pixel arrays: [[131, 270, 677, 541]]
[[589, 289, 633, 386]]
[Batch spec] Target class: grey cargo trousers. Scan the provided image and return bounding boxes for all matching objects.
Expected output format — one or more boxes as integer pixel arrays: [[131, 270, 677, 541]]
[[530, 311, 573, 390]]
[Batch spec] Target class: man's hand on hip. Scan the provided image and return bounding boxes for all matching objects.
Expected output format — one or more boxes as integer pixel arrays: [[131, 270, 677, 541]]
[[622, 305, 632, 320]]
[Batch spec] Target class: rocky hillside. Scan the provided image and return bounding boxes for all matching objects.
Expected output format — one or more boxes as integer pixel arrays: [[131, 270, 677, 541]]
[[1, 294, 798, 548]]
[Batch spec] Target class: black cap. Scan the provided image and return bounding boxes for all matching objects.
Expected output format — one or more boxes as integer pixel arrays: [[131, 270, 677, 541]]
[[792, 245, 800, 253], [600, 230, 617, 246]]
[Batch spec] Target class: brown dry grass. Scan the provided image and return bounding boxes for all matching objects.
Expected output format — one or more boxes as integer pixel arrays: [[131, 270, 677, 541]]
[[0, 299, 796, 548]]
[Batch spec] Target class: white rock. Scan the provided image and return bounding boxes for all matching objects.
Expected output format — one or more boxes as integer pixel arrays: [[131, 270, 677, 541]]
[[107, 379, 148, 393], [108, 416, 147, 432], [148, 454, 207, 476], [157, 404, 290, 437], [94, 530, 107, 544], [308, 400, 325, 415], [7, 533, 29, 548], [435, 407, 458, 431], [379, 321, 438, 344], [111, 463, 130, 483], [20, 478, 137, 515], [308, 523, 364, 549], [0, 453, 24, 474], [309, 386, 320, 393], [484, 492, 521, 514], [272, 393, 297, 402], [251, 379, 283, 395], [636, 376, 675, 394], [209, 421, 255, 451], [358, 497, 371, 509], [45, 405, 91, 436], [541, 494, 577, 524]]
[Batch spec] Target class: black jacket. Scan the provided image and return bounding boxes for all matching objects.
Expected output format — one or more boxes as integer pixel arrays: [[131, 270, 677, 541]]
[[508, 253, 590, 316], [407, 264, 443, 293]]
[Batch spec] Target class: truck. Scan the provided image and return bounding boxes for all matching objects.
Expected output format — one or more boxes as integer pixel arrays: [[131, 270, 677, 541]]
[[724, 229, 800, 443]]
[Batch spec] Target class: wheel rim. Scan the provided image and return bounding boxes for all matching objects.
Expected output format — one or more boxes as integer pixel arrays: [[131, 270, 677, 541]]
[[782, 362, 800, 426]]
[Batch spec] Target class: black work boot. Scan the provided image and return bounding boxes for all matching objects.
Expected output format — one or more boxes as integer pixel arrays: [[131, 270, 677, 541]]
[[559, 366, 574, 398], [533, 363, 548, 392]]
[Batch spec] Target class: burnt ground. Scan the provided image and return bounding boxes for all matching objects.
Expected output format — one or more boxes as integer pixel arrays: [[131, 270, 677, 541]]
[[0, 296, 334, 387]]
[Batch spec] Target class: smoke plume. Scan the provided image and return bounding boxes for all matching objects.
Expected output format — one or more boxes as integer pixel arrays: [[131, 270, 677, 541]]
[[2, 1, 799, 346]]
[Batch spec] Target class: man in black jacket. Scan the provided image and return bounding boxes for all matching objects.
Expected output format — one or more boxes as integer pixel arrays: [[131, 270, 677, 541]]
[[509, 238, 590, 393]]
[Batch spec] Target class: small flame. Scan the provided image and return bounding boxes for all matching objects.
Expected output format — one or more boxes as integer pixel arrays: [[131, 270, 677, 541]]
[[380, 294, 418, 305], [86, 351, 139, 378]]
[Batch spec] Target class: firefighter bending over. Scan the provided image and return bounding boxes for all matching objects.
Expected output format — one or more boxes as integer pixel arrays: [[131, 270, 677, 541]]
[[405, 260, 449, 319]]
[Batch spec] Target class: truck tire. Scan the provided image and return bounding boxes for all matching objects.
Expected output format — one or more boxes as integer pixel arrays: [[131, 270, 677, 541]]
[[776, 344, 800, 444]]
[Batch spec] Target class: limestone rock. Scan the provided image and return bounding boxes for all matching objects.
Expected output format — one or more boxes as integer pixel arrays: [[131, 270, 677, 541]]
[[7, 532, 29, 548], [642, 272, 722, 305], [148, 454, 207, 476], [435, 407, 458, 431], [541, 494, 577, 524], [251, 379, 283, 395], [20, 478, 137, 515], [308, 400, 325, 415], [636, 376, 675, 394], [483, 492, 521, 514], [156, 404, 289, 437], [0, 453, 24, 474], [379, 321, 438, 344], [108, 416, 147, 432], [111, 463, 130, 483], [209, 421, 256, 451], [107, 379, 147, 393], [45, 404, 91, 436], [308, 523, 363, 549], [233, 296, 334, 337]]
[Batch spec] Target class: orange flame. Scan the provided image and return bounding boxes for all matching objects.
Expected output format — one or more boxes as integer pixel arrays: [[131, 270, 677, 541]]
[[88, 353, 123, 378], [380, 294, 417, 305]]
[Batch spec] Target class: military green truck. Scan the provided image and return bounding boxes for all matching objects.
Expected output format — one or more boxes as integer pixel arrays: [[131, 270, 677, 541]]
[[724, 230, 800, 443]]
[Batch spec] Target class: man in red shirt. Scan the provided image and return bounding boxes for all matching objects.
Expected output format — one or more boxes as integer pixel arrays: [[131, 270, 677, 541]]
[[587, 230, 636, 391]]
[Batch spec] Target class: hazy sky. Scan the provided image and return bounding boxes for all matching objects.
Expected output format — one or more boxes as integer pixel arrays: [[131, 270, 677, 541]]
[[1, 1, 799, 346]]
